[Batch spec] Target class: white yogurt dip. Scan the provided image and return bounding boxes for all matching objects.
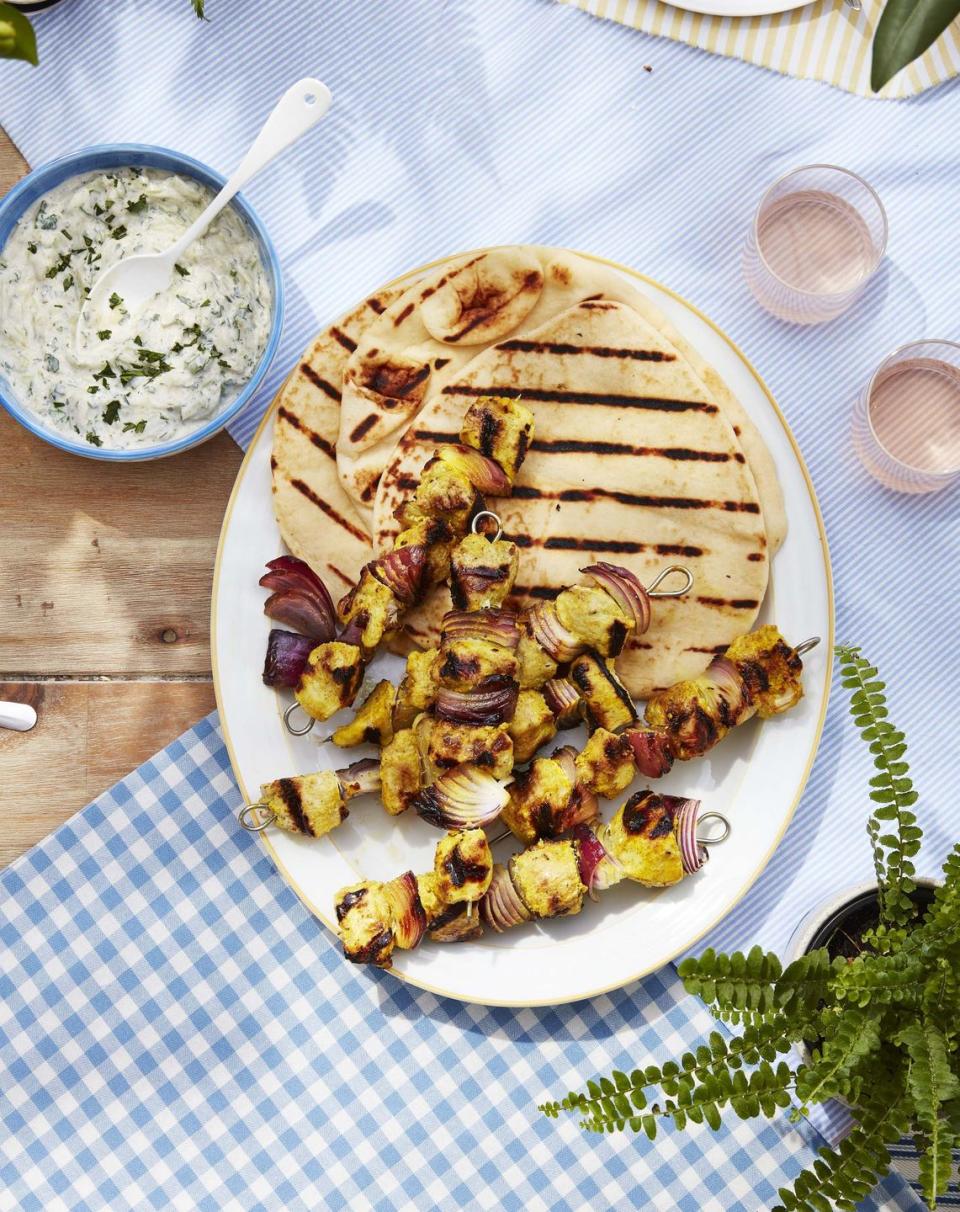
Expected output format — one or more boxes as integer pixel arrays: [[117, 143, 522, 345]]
[[0, 166, 272, 450]]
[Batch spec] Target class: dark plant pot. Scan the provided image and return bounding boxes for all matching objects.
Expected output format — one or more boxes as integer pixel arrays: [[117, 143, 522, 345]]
[[6, 0, 67, 12]]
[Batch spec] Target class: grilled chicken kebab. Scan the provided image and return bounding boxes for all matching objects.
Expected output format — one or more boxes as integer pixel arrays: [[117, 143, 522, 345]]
[[334, 790, 710, 967], [276, 395, 534, 727], [241, 625, 810, 846]]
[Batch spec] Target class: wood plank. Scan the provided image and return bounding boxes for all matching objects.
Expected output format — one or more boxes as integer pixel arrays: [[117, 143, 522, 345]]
[[0, 680, 219, 867], [0, 128, 27, 192], [1, 407, 245, 674]]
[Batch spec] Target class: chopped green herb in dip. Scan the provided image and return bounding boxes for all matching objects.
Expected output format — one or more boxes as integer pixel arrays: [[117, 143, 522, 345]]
[[0, 167, 271, 450]]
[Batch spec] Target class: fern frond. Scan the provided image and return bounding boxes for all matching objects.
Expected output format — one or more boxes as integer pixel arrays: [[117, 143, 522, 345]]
[[774, 948, 834, 1018], [830, 950, 925, 1008], [774, 1084, 910, 1211], [897, 1019, 960, 1207], [795, 1011, 881, 1110], [678, 945, 782, 1015], [538, 1022, 795, 1135], [835, 646, 921, 929]]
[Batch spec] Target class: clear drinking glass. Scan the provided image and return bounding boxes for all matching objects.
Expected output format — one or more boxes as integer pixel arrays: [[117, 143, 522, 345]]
[[852, 340, 960, 495], [743, 165, 888, 325]]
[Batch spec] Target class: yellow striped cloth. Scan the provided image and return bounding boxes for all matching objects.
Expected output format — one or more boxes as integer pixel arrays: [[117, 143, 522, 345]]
[[560, 0, 960, 96]]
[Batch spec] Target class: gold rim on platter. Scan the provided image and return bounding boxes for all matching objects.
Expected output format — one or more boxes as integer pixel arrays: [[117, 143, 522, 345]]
[[210, 247, 834, 1007]]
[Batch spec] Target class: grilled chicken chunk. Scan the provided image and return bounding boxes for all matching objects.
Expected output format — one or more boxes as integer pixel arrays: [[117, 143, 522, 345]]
[[258, 771, 347, 838], [460, 396, 534, 482], [509, 838, 585, 919], [574, 729, 636, 799], [500, 757, 574, 845], [436, 635, 518, 692], [337, 568, 400, 653], [726, 625, 804, 718], [405, 458, 478, 531], [393, 647, 440, 729], [449, 533, 520, 611], [432, 829, 493, 904], [331, 679, 396, 748], [508, 689, 558, 764], [515, 630, 558, 689], [555, 585, 632, 658], [569, 650, 638, 733], [423, 719, 514, 780], [595, 790, 684, 888], [295, 642, 364, 721], [393, 515, 456, 586], [380, 728, 423, 815]]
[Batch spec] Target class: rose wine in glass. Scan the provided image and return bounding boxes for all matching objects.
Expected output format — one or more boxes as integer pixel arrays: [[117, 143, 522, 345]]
[[852, 341, 960, 494], [744, 166, 887, 325]]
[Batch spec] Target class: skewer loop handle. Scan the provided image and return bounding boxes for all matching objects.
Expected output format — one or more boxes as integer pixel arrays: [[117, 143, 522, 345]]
[[696, 812, 731, 847], [471, 511, 503, 542], [646, 565, 694, 598], [283, 701, 316, 736], [238, 803, 276, 832], [794, 636, 821, 656]]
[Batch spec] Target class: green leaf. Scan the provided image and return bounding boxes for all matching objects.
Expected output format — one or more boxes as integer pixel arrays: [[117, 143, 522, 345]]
[[871, 0, 960, 91], [0, 3, 38, 65]]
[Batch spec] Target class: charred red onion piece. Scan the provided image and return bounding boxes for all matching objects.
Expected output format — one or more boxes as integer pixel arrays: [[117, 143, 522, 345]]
[[624, 727, 674, 778], [371, 545, 428, 604], [581, 562, 651, 634], [381, 871, 428, 950], [435, 681, 519, 727], [263, 590, 337, 641], [559, 786, 600, 835], [706, 656, 747, 720], [481, 864, 533, 932], [669, 797, 707, 875], [336, 758, 382, 799], [337, 618, 366, 647], [437, 445, 512, 495], [543, 678, 581, 728], [550, 745, 578, 786], [441, 608, 520, 650], [572, 825, 614, 901], [262, 629, 315, 688], [260, 557, 337, 641], [525, 601, 583, 663], [413, 764, 511, 829]]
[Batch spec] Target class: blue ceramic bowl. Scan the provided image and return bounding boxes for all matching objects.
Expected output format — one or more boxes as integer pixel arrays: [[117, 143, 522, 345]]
[[0, 144, 284, 461]]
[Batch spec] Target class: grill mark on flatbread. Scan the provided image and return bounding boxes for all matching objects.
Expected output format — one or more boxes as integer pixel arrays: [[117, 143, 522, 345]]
[[278, 406, 336, 460], [395, 474, 419, 494], [686, 645, 728, 654], [440, 384, 718, 414], [367, 296, 386, 315], [435, 357, 450, 369], [629, 640, 653, 650], [330, 327, 357, 353], [509, 485, 761, 513], [360, 473, 382, 503], [580, 300, 617, 310], [498, 339, 676, 363], [270, 455, 277, 471], [300, 362, 342, 402], [278, 778, 312, 836], [327, 564, 356, 588], [696, 596, 760, 610], [443, 269, 543, 343], [289, 477, 368, 543], [747, 552, 765, 562], [502, 533, 705, 557], [417, 256, 483, 303], [350, 414, 379, 444], [410, 428, 736, 465]]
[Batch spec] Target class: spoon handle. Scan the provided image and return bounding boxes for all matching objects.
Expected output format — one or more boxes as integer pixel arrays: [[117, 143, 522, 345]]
[[0, 700, 37, 732], [168, 77, 332, 259]]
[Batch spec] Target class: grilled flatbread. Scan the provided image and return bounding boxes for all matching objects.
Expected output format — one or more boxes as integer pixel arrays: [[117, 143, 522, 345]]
[[271, 289, 402, 595], [335, 247, 685, 526], [376, 297, 772, 697]]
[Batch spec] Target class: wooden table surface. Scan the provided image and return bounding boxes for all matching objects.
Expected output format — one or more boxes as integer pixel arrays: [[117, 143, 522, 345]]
[[0, 130, 245, 867]]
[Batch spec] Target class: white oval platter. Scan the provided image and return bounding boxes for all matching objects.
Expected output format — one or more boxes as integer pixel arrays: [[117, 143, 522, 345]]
[[212, 249, 833, 1007]]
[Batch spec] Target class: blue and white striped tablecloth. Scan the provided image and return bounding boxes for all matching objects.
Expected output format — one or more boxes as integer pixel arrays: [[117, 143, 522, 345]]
[[2, 1, 958, 1208]]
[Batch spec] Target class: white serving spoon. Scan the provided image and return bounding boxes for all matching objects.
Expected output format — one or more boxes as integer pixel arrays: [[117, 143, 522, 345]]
[[0, 701, 37, 732], [78, 78, 331, 340]]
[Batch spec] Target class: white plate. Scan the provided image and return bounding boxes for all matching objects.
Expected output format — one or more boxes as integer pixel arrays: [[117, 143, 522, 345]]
[[212, 250, 833, 1007], [670, 0, 809, 15]]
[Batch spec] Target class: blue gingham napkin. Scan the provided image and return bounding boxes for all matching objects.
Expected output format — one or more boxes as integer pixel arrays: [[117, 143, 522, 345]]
[[2, 0, 959, 1206], [0, 717, 921, 1212]]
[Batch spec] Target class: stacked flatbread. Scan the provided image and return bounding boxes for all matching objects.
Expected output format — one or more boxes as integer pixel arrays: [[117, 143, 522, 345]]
[[271, 246, 786, 697]]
